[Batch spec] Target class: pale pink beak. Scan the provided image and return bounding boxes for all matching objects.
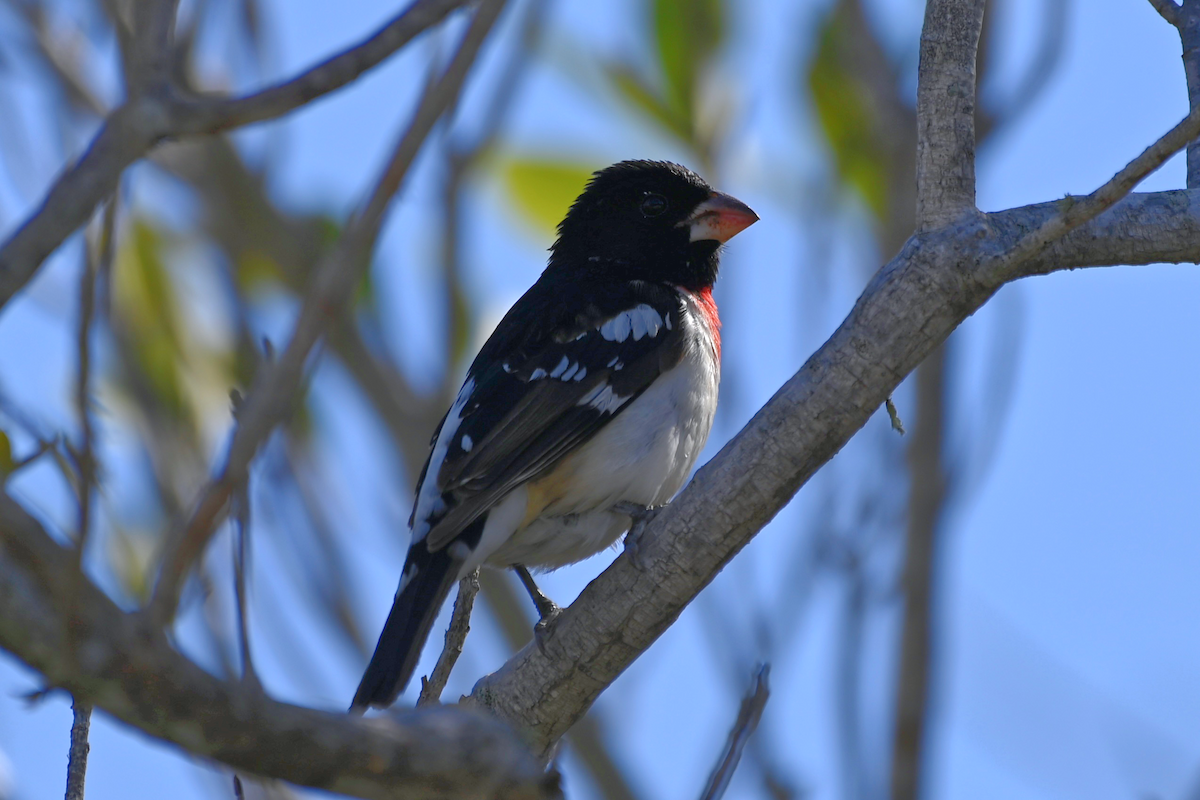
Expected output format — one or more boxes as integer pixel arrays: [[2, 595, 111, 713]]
[[683, 191, 759, 243]]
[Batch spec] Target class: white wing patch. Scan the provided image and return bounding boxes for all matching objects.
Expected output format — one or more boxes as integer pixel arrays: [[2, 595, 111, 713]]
[[549, 356, 570, 378], [599, 304, 664, 342], [577, 382, 629, 414], [412, 377, 474, 542], [461, 434, 473, 452]]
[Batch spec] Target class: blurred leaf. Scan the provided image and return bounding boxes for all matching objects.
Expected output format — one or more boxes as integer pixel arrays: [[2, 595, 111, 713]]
[[602, 62, 693, 143], [498, 157, 595, 238], [112, 219, 188, 419], [0, 429, 13, 479], [653, 0, 724, 126], [236, 250, 283, 294], [107, 525, 155, 603], [806, 12, 889, 220]]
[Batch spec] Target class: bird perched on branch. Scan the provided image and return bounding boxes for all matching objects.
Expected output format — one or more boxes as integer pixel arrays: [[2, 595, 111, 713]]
[[352, 160, 757, 710]]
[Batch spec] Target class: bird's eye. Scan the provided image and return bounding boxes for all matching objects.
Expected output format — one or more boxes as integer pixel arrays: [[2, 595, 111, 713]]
[[640, 194, 668, 217]]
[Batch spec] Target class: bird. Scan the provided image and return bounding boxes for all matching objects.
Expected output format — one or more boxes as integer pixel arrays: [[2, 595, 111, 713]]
[[351, 160, 757, 711]]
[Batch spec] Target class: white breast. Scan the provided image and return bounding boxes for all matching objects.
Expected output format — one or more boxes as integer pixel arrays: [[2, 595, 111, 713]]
[[485, 304, 720, 570]]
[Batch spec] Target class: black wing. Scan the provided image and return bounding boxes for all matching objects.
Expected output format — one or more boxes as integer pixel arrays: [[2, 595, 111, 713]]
[[413, 279, 688, 552]]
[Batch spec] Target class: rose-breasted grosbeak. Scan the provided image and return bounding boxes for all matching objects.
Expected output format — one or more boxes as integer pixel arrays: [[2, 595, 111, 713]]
[[351, 160, 757, 710]]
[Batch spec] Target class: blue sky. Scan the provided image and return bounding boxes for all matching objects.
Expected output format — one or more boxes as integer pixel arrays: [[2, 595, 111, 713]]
[[1, 0, 1198, 799]]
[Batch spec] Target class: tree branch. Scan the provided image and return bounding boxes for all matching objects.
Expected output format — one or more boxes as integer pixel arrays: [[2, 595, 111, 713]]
[[419, 570, 481, 706], [1159, 0, 1200, 187], [1150, 0, 1182, 27], [148, 0, 508, 623], [0, 493, 558, 800], [983, 104, 1200, 280], [172, 0, 470, 133], [891, 345, 946, 800], [915, 0, 986, 228], [699, 665, 770, 800], [64, 699, 92, 800], [0, 106, 160, 312], [0, 0, 469, 314], [465, 184, 1200, 758]]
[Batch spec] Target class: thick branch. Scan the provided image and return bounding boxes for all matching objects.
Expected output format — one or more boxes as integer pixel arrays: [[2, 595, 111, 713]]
[[0, 494, 558, 800], [915, 0, 986, 228], [1151, 0, 1182, 25], [466, 187, 1200, 758]]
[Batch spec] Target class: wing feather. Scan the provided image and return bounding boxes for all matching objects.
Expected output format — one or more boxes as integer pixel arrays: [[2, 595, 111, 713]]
[[417, 281, 686, 552]]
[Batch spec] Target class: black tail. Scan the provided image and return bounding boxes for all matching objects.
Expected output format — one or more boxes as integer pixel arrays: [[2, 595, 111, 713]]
[[351, 543, 458, 711]]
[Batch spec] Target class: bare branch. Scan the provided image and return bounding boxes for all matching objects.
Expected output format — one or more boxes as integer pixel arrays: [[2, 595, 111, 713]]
[[148, 0, 508, 624], [64, 699, 91, 800], [0, 106, 159, 312], [173, 0, 470, 133], [890, 346, 946, 800], [0, 0, 469, 314], [699, 665, 770, 800], [984, 104, 1200, 280], [915, 0, 987, 228], [419, 570, 481, 706], [127, 0, 181, 93], [1150, 0, 1182, 26], [0, 493, 559, 800], [1172, 0, 1200, 186]]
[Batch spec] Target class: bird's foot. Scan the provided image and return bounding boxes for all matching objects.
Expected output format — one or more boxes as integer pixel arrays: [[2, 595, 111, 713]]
[[533, 602, 562, 656], [515, 565, 562, 655], [613, 502, 658, 570]]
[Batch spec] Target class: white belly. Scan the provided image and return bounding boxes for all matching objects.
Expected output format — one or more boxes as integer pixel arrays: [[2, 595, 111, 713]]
[[484, 329, 720, 570]]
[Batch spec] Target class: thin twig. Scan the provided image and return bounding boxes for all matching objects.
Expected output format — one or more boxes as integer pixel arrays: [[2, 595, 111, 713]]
[[64, 698, 91, 800], [1173, 0, 1200, 186], [173, 0, 469, 133], [73, 199, 115, 565], [699, 665, 771, 800], [418, 569, 480, 706], [988, 104, 1200, 279], [231, 480, 260, 689], [891, 348, 947, 800], [146, 0, 507, 624], [1149, 0, 1182, 26]]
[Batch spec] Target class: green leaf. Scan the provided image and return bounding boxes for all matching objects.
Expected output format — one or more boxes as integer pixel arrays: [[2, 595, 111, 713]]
[[652, 0, 724, 127], [806, 12, 889, 220], [602, 62, 693, 144], [498, 157, 596, 238], [0, 429, 13, 480], [113, 219, 188, 418]]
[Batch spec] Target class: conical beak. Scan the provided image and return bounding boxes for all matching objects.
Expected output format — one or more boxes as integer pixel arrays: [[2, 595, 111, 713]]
[[683, 191, 759, 243]]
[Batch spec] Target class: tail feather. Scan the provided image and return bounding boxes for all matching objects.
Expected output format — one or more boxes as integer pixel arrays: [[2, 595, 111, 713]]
[[351, 544, 458, 711]]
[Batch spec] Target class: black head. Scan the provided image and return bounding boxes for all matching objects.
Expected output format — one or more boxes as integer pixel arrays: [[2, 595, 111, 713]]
[[547, 160, 757, 290]]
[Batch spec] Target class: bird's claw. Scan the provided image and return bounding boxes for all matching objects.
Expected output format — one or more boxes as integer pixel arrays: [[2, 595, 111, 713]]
[[533, 603, 562, 656], [614, 502, 657, 570]]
